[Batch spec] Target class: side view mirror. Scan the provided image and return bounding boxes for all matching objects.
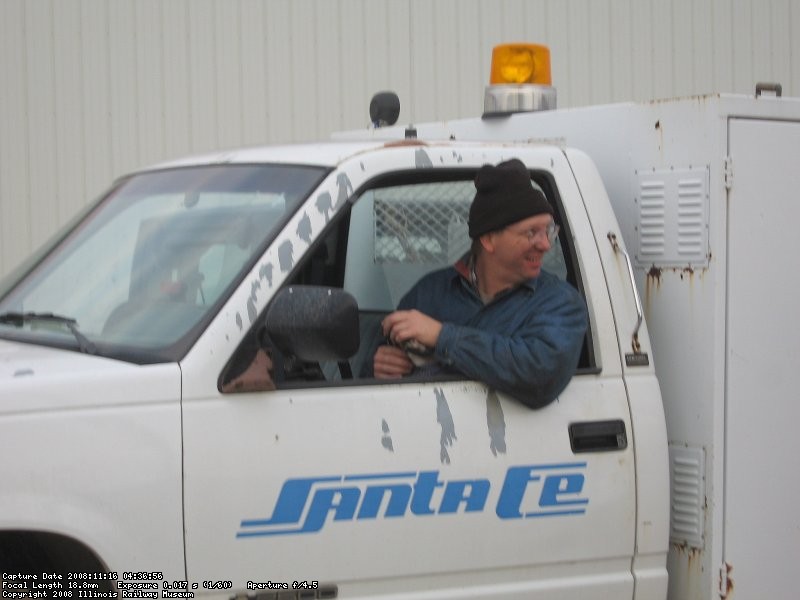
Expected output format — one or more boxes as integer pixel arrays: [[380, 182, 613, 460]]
[[265, 286, 360, 362]]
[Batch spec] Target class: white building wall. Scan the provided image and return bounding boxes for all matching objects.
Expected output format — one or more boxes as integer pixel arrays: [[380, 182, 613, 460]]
[[1, 0, 799, 278]]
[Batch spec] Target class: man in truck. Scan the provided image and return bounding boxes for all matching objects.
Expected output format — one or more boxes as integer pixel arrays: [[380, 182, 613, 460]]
[[371, 158, 588, 409]]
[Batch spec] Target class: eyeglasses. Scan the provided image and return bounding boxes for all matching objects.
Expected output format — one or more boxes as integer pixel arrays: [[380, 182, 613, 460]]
[[507, 221, 560, 246]]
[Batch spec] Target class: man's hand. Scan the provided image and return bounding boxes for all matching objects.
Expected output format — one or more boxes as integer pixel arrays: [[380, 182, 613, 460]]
[[373, 345, 415, 379], [373, 310, 443, 379], [381, 309, 443, 349]]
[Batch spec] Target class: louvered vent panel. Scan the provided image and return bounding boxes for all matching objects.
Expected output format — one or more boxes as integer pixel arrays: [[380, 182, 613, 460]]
[[635, 167, 709, 267], [638, 180, 666, 256], [669, 444, 705, 548], [677, 176, 706, 256]]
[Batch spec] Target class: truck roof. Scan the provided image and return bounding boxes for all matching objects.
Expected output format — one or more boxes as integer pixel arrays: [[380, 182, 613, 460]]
[[139, 140, 394, 172], [135, 138, 571, 177]]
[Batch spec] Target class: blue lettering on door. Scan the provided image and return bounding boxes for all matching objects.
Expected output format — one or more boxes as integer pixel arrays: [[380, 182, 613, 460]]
[[237, 463, 587, 538]]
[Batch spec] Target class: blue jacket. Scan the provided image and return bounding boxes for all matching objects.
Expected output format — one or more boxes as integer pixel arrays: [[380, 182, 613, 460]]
[[397, 262, 588, 408]]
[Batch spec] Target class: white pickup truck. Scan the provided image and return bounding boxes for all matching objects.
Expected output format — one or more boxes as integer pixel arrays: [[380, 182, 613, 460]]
[[2, 44, 798, 600]]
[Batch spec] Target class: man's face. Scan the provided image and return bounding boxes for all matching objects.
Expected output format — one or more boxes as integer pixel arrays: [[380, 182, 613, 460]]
[[486, 213, 556, 283]]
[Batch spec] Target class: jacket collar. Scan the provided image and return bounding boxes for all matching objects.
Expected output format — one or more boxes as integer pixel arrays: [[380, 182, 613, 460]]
[[453, 253, 539, 302]]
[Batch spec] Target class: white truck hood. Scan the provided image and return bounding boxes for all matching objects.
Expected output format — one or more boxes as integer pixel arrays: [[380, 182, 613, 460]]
[[0, 339, 181, 415]]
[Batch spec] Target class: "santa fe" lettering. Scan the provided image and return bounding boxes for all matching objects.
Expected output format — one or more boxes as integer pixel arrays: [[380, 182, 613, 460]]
[[237, 463, 588, 537]]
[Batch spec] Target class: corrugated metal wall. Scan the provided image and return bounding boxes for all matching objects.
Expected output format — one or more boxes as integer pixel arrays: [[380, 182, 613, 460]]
[[1, 0, 799, 278]]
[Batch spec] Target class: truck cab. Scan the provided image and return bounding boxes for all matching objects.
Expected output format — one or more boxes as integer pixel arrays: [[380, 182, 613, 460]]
[[0, 139, 668, 598]]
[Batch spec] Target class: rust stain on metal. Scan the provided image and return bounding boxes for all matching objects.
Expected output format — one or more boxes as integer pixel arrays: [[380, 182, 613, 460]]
[[646, 93, 720, 107], [679, 266, 696, 292], [647, 265, 663, 284], [644, 265, 662, 312], [654, 120, 663, 154], [723, 561, 734, 598], [671, 541, 701, 555], [671, 541, 702, 566], [383, 139, 427, 148], [645, 264, 710, 303], [687, 546, 701, 569], [671, 542, 711, 598]]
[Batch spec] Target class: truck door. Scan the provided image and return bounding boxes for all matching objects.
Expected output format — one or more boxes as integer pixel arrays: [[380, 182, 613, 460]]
[[724, 118, 800, 598], [180, 147, 637, 599]]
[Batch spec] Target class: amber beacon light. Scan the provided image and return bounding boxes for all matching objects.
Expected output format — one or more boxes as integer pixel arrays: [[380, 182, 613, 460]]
[[484, 43, 556, 117], [490, 43, 551, 85]]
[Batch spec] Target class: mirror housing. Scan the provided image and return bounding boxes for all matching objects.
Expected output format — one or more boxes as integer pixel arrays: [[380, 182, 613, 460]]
[[265, 286, 360, 362]]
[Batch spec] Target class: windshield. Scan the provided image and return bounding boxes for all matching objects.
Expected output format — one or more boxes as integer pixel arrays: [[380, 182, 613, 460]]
[[0, 164, 327, 362]]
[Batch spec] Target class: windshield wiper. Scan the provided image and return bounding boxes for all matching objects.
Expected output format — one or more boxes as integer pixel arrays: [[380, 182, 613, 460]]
[[0, 311, 98, 355]]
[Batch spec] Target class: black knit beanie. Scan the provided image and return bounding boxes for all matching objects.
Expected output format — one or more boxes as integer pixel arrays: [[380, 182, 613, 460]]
[[468, 158, 553, 239]]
